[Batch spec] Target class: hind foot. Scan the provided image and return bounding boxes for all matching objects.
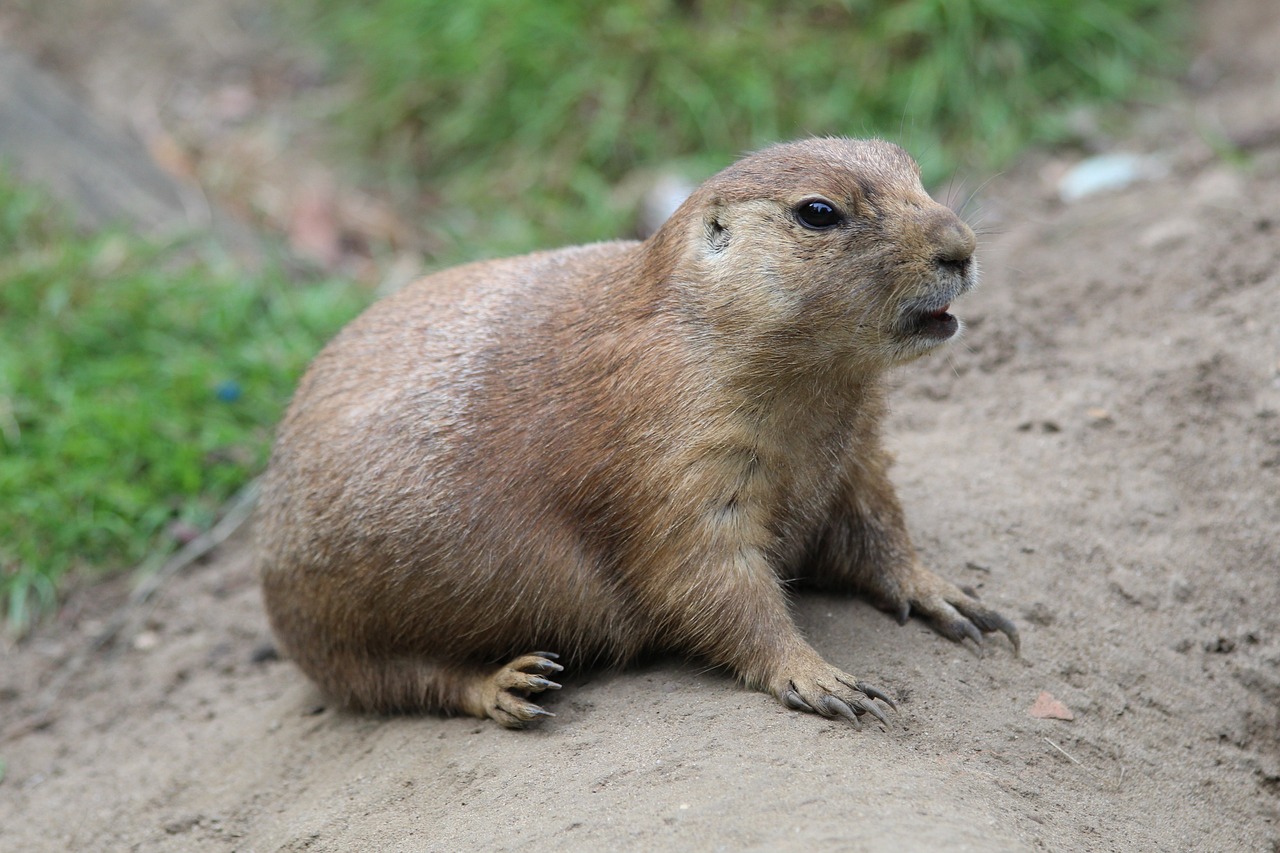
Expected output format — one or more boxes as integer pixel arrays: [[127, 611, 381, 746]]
[[477, 651, 563, 728]]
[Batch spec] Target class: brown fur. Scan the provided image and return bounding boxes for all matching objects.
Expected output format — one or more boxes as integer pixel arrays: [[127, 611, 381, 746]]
[[256, 138, 1018, 728]]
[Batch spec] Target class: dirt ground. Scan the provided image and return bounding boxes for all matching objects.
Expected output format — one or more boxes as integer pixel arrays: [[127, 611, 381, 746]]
[[2, 1, 1279, 851]]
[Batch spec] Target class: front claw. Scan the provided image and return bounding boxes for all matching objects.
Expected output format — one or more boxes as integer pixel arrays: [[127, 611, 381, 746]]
[[772, 660, 897, 729], [886, 565, 1020, 654]]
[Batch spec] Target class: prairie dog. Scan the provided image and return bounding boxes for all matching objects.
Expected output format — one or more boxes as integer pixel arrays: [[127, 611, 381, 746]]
[[257, 138, 1018, 728]]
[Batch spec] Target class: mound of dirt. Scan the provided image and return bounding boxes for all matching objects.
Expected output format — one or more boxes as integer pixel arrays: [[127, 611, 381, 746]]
[[2, 1, 1278, 850]]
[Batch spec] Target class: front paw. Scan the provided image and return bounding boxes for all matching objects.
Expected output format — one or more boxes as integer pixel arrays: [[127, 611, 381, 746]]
[[879, 563, 1020, 653], [769, 657, 896, 728]]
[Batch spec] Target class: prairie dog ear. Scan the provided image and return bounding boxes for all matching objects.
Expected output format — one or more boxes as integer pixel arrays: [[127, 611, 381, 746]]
[[703, 204, 730, 255]]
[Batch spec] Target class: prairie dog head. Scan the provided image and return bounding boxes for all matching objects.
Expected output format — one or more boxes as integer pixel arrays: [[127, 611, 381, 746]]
[[663, 138, 977, 371]]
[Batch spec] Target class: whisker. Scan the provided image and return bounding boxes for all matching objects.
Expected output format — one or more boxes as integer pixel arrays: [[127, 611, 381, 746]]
[[959, 171, 1005, 216]]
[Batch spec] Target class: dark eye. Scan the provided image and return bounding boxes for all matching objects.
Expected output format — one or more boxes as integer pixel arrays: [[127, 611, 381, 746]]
[[795, 199, 842, 230]]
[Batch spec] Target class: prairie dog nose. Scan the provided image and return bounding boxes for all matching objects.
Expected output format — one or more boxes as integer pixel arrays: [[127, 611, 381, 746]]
[[927, 208, 976, 272]]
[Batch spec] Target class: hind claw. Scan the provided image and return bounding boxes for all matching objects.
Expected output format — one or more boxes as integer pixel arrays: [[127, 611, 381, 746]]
[[488, 651, 564, 727]]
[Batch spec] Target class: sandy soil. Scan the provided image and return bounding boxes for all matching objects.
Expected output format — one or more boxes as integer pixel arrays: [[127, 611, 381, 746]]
[[2, 1, 1278, 850]]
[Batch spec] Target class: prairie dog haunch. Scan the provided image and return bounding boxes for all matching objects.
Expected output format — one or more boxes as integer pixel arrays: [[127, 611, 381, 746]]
[[257, 138, 1018, 728]]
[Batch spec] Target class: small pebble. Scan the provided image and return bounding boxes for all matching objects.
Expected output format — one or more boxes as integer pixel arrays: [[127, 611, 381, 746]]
[[215, 380, 242, 403], [1058, 153, 1169, 202], [133, 630, 160, 652], [1029, 691, 1074, 721]]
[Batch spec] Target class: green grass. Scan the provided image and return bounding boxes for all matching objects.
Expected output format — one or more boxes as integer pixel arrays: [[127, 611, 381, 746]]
[[0, 175, 368, 633], [298, 0, 1185, 259]]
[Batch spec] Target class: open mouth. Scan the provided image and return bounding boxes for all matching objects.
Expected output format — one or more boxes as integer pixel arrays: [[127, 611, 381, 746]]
[[908, 303, 959, 340]]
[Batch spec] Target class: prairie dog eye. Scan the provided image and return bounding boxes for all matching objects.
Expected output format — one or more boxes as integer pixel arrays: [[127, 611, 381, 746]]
[[794, 199, 843, 230]]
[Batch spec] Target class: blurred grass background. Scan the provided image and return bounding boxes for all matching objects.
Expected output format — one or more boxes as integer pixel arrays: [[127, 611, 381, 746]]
[[1, 0, 1187, 631], [300, 0, 1182, 257], [0, 176, 365, 631]]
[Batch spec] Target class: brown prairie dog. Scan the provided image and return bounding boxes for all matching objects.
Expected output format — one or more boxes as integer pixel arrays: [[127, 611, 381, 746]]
[[257, 137, 1018, 728]]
